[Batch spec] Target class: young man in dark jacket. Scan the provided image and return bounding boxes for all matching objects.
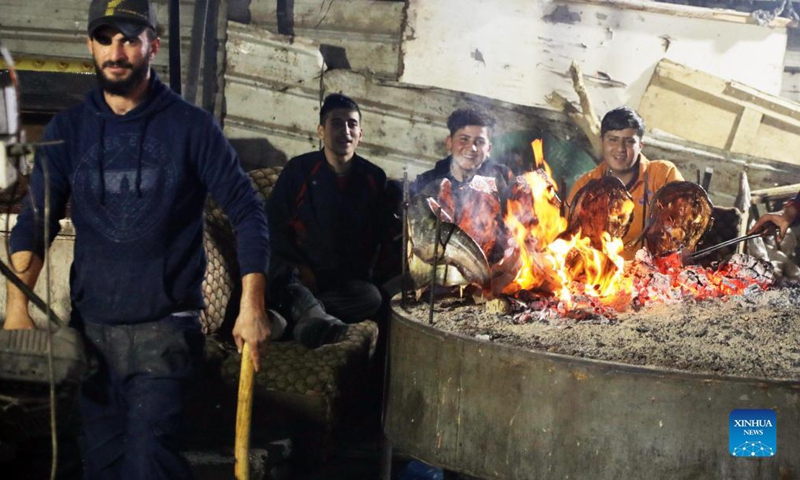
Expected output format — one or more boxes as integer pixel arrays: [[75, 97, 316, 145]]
[[3, 1, 270, 478], [268, 94, 388, 349]]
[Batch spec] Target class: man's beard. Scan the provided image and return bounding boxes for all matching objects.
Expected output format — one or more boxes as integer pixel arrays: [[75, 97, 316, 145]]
[[94, 56, 150, 97]]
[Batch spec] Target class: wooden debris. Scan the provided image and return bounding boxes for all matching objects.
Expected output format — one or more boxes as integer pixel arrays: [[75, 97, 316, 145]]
[[484, 297, 512, 315], [546, 62, 602, 161]]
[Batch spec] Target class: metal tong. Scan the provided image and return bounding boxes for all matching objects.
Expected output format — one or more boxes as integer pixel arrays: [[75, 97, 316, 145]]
[[688, 225, 774, 261]]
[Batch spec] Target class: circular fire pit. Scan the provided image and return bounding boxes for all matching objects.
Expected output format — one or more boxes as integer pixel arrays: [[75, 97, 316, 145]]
[[385, 304, 800, 480]]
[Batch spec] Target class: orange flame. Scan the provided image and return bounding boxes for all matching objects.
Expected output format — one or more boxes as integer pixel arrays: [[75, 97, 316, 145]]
[[494, 139, 768, 313], [502, 141, 632, 308], [531, 139, 554, 188]]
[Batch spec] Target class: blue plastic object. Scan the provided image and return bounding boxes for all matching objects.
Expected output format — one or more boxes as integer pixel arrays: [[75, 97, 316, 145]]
[[396, 460, 444, 480]]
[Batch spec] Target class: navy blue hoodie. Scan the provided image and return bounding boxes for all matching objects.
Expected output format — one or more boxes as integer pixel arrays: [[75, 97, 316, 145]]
[[11, 72, 269, 324]]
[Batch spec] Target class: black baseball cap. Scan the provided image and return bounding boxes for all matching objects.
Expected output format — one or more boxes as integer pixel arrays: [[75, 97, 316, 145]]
[[88, 0, 157, 38]]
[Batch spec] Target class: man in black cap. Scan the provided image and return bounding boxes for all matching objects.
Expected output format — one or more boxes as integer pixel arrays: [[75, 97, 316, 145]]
[[3, 1, 271, 478]]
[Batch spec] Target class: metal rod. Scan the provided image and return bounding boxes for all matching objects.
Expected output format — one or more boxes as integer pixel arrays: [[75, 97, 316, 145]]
[[641, 170, 649, 248], [184, 0, 210, 105], [41, 149, 59, 480], [701, 167, 713, 192], [690, 232, 765, 261], [169, 0, 182, 95], [202, 0, 220, 114], [277, 0, 295, 36], [428, 209, 442, 326], [401, 169, 409, 309]]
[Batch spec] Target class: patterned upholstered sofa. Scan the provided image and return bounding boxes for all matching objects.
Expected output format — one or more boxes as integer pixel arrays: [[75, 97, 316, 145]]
[[196, 167, 380, 458]]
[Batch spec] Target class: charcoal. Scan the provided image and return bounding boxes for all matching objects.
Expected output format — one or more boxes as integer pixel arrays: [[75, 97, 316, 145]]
[[721, 253, 775, 286]]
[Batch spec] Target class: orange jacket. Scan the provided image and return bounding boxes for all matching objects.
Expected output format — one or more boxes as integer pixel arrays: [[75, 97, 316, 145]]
[[566, 154, 684, 259]]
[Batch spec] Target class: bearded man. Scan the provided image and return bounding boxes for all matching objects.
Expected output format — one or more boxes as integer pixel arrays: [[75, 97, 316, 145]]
[[3, 1, 271, 478]]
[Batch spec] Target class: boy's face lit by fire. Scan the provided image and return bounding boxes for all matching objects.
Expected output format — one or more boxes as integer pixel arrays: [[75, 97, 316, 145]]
[[447, 125, 492, 181], [601, 128, 643, 175]]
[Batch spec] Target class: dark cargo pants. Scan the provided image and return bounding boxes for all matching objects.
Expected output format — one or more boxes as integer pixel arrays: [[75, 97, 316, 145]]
[[76, 314, 204, 480]]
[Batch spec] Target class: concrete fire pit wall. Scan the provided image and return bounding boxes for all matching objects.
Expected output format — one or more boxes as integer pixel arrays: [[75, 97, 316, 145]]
[[385, 306, 800, 480]]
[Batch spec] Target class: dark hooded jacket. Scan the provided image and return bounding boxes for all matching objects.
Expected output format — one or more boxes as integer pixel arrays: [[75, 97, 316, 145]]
[[11, 72, 269, 324]]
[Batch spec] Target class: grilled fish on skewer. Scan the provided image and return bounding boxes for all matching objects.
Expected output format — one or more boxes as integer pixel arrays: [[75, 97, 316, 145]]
[[641, 181, 713, 257], [407, 181, 491, 289], [566, 176, 634, 248]]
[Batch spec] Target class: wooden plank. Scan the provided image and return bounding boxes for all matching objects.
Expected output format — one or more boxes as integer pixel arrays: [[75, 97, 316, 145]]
[[222, 21, 585, 180], [639, 59, 800, 168], [400, 0, 787, 112], [728, 108, 763, 152], [750, 184, 800, 203], [249, 0, 404, 35], [559, 0, 792, 26], [245, 0, 403, 78], [724, 81, 800, 126]]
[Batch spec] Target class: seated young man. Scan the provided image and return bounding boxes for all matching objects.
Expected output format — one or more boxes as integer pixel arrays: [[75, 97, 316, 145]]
[[267, 94, 389, 349], [567, 107, 684, 259], [411, 107, 514, 198]]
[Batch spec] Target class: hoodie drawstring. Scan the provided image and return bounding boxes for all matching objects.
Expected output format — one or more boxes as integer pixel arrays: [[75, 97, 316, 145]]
[[98, 118, 106, 205], [136, 117, 150, 198]]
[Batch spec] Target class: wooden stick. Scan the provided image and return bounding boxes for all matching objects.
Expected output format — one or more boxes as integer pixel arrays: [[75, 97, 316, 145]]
[[235, 343, 255, 480], [750, 183, 800, 203], [734, 171, 751, 254]]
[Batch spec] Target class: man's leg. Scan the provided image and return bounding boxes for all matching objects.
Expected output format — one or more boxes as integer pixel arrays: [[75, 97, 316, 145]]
[[79, 322, 127, 480], [281, 283, 349, 349], [318, 280, 382, 323], [121, 315, 204, 480], [79, 316, 203, 480]]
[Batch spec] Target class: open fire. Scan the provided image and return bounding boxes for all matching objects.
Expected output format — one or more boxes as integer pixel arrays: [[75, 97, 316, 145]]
[[410, 140, 774, 319]]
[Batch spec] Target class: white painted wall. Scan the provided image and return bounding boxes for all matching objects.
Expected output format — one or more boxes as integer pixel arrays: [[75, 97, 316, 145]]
[[400, 0, 788, 115]]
